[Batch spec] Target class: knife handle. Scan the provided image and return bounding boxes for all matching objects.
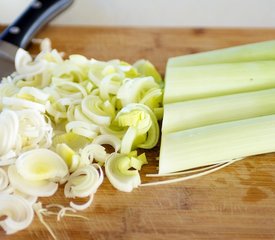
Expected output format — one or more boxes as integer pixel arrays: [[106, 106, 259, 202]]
[[0, 0, 73, 48]]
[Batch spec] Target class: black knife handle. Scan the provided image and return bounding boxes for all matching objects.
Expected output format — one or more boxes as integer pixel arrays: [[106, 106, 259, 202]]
[[0, 0, 73, 48]]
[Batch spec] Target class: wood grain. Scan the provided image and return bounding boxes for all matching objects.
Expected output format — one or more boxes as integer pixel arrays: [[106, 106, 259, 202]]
[[1, 25, 275, 240]]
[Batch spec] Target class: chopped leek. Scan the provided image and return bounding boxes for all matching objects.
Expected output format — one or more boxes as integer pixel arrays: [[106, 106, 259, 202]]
[[105, 153, 147, 192], [0, 193, 34, 234], [0, 38, 163, 235]]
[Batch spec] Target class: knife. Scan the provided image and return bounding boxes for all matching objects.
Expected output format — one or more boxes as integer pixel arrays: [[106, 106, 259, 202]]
[[0, 0, 73, 80]]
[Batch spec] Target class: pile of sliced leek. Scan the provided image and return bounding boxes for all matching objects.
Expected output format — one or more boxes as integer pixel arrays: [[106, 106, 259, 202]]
[[0, 39, 163, 236]]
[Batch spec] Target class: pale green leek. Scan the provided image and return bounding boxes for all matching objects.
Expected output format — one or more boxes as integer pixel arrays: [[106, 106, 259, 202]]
[[164, 61, 275, 103], [168, 40, 275, 67], [159, 114, 275, 174], [162, 88, 275, 133]]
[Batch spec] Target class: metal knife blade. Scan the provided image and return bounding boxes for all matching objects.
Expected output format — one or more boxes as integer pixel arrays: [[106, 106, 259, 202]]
[[0, 40, 18, 79], [0, 0, 73, 80]]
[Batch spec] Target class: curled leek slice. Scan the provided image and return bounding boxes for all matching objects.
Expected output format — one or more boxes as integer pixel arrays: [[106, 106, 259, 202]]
[[45, 101, 67, 123], [0, 193, 34, 234], [92, 134, 121, 152], [81, 95, 113, 126], [0, 80, 19, 98], [79, 144, 107, 165], [17, 86, 49, 103], [105, 153, 147, 192], [15, 48, 45, 76], [15, 148, 68, 182], [64, 164, 103, 210], [0, 110, 19, 157], [139, 88, 163, 112], [65, 120, 99, 139], [133, 59, 163, 84], [64, 164, 103, 198], [17, 109, 53, 150], [2, 97, 46, 112], [12, 189, 38, 205], [116, 104, 159, 153], [117, 76, 159, 107], [124, 104, 159, 149], [99, 73, 122, 100], [51, 78, 88, 98]]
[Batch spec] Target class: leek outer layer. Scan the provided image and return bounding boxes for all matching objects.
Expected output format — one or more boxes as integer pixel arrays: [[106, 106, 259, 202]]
[[162, 88, 275, 133], [164, 61, 275, 103], [168, 40, 275, 67], [159, 114, 275, 174]]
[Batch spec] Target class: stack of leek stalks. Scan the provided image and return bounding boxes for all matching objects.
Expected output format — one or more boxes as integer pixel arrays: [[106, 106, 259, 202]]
[[159, 40, 275, 175]]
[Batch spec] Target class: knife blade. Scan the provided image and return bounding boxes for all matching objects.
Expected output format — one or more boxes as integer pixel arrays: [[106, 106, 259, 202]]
[[0, 0, 73, 80]]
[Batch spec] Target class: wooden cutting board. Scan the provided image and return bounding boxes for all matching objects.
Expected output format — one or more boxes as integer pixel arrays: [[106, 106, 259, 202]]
[[1, 26, 275, 240]]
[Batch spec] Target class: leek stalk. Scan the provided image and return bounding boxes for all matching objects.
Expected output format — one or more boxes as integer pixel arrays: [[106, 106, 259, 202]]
[[164, 61, 275, 103], [162, 88, 275, 133], [159, 114, 275, 174], [168, 40, 275, 67]]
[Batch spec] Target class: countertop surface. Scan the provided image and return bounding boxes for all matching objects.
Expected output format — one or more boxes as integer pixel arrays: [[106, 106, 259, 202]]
[[1, 26, 275, 240]]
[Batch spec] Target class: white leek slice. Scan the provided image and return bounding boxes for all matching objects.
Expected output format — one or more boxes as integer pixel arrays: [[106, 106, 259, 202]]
[[0, 193, 34, 234], [117, 104, 159, 151], [0, 153, 16, 166], [92, 134, 121, 152], [52, 60, 86, 82], [139, 88, 163, 111], [65, 120, 99, 139], [64, 164, 103, 210], [0, 81, 19, 98], [81, 95, 112, 126], [105, 153, 142, 192], [0, 168, 9, 191], [45, 101, 67, 123], [69, 194, 94, 211], [8, 165, 58, 197], [17, 109, 53, 150], [15, 48, 45, 76], [17, 86, 49, 103], [15, 148, 68, 181], [99, 73, 122, 100], [0, 110, 19, 156], [64, 164, 103, 198], [133, 59, 163, 84], [119, 61, 139, 78], [117, 77, 159, 107], [99, 124, 126, 139], [79, 144, 107, 165], [52, 79, 88, 98], [2, 97, 46, 112], [73, 105, 94, 123], [12, 189, 38, 205]]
